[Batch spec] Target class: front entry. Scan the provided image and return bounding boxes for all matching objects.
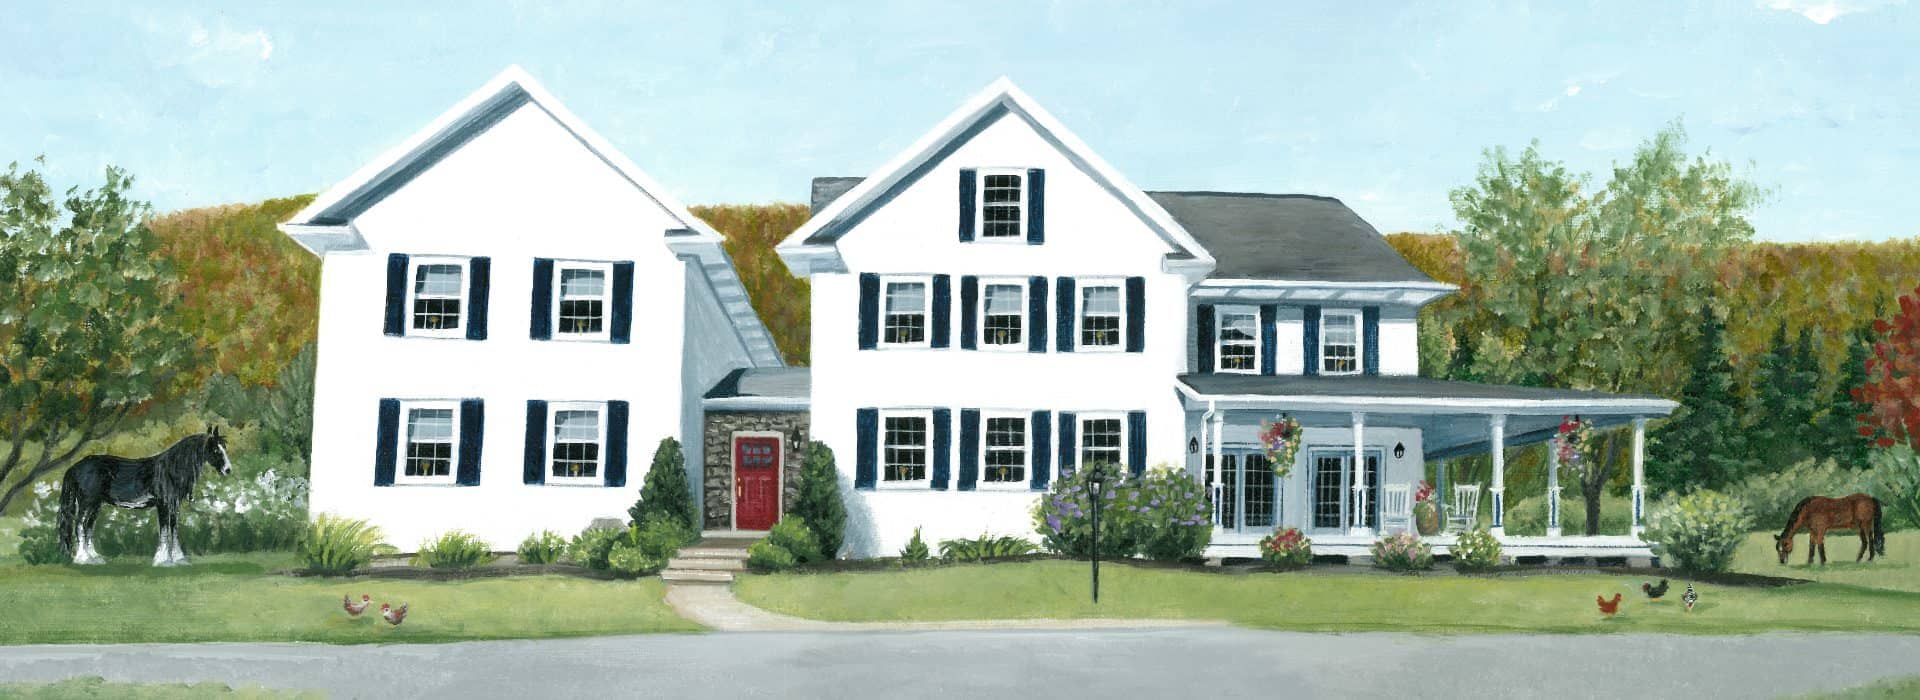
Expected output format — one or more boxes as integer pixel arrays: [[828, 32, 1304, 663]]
[[732, 434, 782, 531], [1309, 450, 1381, 534]]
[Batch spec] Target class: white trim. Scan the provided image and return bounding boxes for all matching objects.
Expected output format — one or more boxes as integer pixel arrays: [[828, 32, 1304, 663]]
[[879, 274, 934, 350], [973, 167, 1031, 242], [977, 277, 1028, 351], [1075, 411, 1128, 474], [877, 408, 936, 490], [1319, 308, 1362, 376], [977, 410, 1033, 490], [1172, 382, 1678, 416], [395, 399, 461, 486], [545, 401, 608, 487], [1200, 279, 1458, 291], [1072, 278, 1127, 352], [550, 260, 615, 342], [1213, 304, 1260, 374], [729, 431, 786, 532], [403, 255, 469, 339]]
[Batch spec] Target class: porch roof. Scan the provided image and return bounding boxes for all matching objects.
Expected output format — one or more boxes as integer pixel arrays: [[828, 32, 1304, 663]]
[[1176, 374, 1675, 416], [703, 368, 810, 411]]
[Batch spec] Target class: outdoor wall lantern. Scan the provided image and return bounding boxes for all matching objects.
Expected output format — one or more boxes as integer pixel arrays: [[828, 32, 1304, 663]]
[[1394, 442, 1406, 459], [1188, 437, 1199, 454]]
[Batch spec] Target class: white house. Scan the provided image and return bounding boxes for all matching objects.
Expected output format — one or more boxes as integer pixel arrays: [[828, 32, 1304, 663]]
[[778, 79, 1678, 559], [281, 67, 783, 549]]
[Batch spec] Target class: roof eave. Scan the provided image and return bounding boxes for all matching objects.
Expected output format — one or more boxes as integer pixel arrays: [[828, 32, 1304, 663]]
[[1173, 381, 1678, 417], [276, 223, 367, 256]]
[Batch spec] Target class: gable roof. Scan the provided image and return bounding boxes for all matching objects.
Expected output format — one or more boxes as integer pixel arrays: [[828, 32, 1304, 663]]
[[776, 78, 1214, 275]]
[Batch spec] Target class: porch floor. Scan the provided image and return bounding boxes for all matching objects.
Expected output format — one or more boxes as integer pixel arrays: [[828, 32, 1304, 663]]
[[1204, 532, 1652, 561]]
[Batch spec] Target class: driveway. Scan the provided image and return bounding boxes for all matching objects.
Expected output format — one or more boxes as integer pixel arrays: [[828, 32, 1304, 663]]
[[1, 630, 1916, 699]]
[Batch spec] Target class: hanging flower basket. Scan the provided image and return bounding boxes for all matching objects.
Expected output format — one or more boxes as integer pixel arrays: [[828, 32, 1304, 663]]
[[1554, 416, 1593, 468], [1259, 414, 1303, 478]]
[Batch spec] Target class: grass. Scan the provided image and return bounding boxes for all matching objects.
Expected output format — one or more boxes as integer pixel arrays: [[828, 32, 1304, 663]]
[[0, 553, 700, 644], [735, 559, 1920, 634], [1732, 530, 1920, 593], [1795, 675, 1920, 699], [0, 515, 22, 566], [0, 676, 319, 699]]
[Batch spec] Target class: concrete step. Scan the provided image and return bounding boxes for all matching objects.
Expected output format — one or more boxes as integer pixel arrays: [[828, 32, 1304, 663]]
[[698, 530, 766, 542], [668, 557, 746, 571], [662, 569, 734, 585], [679, 546, 753, 560]]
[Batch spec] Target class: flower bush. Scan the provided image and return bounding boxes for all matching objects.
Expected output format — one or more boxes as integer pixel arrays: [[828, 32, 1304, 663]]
[[517, 530, 568, 565], [1258, 415, 1303, 478], [1370, 532, 1433, 572], [415, 530, 493, 569], [1450, 527, 1502, 572], [16, 469, 309, 565], [1033, 463, 1210, 560], [1645, 489, 1753, 573], [1258, 527, 1313, 569], [298, 515, 385, 575]]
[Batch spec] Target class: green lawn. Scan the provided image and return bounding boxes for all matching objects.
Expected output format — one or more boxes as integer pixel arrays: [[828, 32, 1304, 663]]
[[0, 676, 318, 699], [1733, 530, 1920, 593], [1794, 675, 1920, 699], [0, 553, 700, 644], [735, 559, 1920, 634], [0, 516, 23, 566]]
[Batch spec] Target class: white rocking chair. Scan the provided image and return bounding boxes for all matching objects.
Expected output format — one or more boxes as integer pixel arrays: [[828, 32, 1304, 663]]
[[1449, 484, 1482, 532], [1381, 484, 1413, 534]]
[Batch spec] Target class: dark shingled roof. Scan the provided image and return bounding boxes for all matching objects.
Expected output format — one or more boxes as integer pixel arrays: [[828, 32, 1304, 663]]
[[805, 178, 1438, 284], [703, 367, 811, 401], [1178, 374, 1669, 404]]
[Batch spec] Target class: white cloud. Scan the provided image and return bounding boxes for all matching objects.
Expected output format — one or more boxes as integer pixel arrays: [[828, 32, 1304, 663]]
[[1764, 0, 1900, 24], [1535, 73, 1615, 112], [140, 14, 275, 88]]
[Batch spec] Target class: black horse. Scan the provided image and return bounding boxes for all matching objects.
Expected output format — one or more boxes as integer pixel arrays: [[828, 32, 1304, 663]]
[[58, 426, 231, 566]]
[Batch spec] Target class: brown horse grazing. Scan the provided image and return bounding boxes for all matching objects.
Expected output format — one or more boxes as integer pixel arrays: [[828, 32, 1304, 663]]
[[1774, 494, 1886, 565]]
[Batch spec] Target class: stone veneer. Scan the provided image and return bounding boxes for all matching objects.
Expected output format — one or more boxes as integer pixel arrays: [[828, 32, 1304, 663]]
[[701, 411, 810, 530]]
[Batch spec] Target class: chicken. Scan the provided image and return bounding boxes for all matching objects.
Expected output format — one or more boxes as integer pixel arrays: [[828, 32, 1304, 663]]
[[1641, 579, 1669, 601], [381, 602, 409, 627], [343, 594, 371, 617], [1596, 593, 1622, 616], [1683, 583, 1698, 612]]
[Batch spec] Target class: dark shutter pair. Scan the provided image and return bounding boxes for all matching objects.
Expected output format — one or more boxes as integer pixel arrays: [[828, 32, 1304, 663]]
[[383, 254, 490, 339], [1196, 303, 1280, 374], [959, 276, 1049, 352], [857, 274, 952, 350], [957, 168, 1045, 244], [1054, 277, 1146, 353], [955, 409, 1052, 491], [372, 398, 484, 486], [530, 259, 635, 343], [1049, 411, 1147, 478], [853, 408, 952, 490], [521, 400, 630, 487], [1300, 305, 1381, 376]]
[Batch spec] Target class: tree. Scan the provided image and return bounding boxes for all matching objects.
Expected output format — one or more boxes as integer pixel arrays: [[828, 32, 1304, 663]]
[[1815, 327, 1873, 468], [1444, 124, 1761, 534], [1648, 304, 1749, 494], [789, 441, 845, 558], [1747, 325, 1823, 472], [629, 437, 695, 529], [0, 161, 201, 513]]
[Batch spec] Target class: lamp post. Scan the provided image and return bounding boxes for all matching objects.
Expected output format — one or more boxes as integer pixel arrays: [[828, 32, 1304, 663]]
[[1088, 463, 1108, 604]]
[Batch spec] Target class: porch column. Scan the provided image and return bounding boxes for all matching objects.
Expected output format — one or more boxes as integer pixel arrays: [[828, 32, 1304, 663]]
[[1349, 412, 1371, 537], [1210, 408, 1225, 527], [1488, 414, 1506, 538], [1546, 437, 1562, 538], [1631, 417, 1647, 538]]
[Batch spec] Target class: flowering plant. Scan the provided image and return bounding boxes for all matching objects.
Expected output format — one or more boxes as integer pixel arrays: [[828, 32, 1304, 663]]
[[1258, 527, 1313, 569], [1258, 414, 1303, 478], [1370, 531, 1434, 572], [1554, 416, 1594, 467], [1413, 479, 1437, 504]]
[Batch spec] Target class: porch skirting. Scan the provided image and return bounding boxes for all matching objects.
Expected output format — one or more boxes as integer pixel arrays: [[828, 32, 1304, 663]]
[[1203, 533, 1653, 561]]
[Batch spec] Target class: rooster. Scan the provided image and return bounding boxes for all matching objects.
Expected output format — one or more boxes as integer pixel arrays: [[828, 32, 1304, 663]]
[[1596, 593, 1622, 616], [1683, 583, 1698, 612], [381, 602, 409, 627], [1641, 579, 1669, 601], [342, 594, 371, 617]]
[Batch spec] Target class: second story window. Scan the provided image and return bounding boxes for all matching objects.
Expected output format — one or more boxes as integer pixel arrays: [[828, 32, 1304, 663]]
[[556, 262, 611, 339], [410, 260, 465, 334], [982, 282, 1025, 347], [1079, 283, 1124, 349], [1216, 306, 1259, 373], [979, 171, 1024, 239], [883, 277, 929, 347], [1322, 310, 1361, 375]]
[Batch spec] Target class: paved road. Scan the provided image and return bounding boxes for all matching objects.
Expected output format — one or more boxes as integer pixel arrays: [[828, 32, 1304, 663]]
[[2, 630, 1917, 699]]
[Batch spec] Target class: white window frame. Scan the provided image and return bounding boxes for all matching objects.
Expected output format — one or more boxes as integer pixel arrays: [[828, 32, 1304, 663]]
[[877, 408, 935, 490], [974, 168, 1028, 242], [879, 275, 933, 349], [1320, 309, 1363, 376], [978, 411, 1031, 490], [977, 277, 1027, 351], [1073, 279, 1127, 352], [1076, 411, 1128, 474], [1215, 304, 1261, 374], [546, 401, 608, 487], [395, 399, 461, 486], [404, 256, 468, 339], [551, 260, 615, 342]]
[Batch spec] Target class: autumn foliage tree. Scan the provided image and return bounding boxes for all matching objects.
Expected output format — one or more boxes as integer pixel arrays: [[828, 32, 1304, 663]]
[[1856, 286, 1920, 526]]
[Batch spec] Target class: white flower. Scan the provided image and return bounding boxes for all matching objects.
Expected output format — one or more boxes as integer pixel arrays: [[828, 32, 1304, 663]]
[[33, 482, 52, 498]]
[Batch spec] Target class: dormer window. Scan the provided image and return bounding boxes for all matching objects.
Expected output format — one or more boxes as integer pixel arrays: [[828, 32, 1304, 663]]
[[978, 170, 1025, 239], [1321, 310, 1362, 375]]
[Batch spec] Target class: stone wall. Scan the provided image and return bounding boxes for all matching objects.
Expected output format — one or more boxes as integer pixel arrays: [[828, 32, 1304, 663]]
[[701, 411, 810, 530]]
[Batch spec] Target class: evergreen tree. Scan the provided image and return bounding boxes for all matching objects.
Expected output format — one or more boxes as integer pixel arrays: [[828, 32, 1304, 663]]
[[790, 441, 847, 558], [1648, 304, 1749, 493], [630, 438, 696, 529], [1814, 327, 1874, 467], [1749, 325, 1823, 472]]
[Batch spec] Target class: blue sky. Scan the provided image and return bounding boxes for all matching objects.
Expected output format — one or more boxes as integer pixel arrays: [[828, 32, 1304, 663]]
[[2, 1, 1914, 241]]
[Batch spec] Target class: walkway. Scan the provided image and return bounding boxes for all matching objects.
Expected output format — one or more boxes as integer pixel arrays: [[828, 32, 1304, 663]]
[[662, 582, 1221, 631]]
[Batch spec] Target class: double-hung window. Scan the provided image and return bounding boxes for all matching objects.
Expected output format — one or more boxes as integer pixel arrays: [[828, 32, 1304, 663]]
[[1216, 305, 1259, 373], [408, 258, 466, 336], [977, 170, 1025, 239], [548, 402, 606, 484], [1078, 282, 1124, 350], [981, 281, 1025, 348], [1078, 414, 1126, 473], [981, 413, 1029, 487], [555, 262, 612, 340], [398, 400, 460, 485], [881, 410, 932, 486], [1321, 310, 1361, 375], [881, 277, 930, 347]]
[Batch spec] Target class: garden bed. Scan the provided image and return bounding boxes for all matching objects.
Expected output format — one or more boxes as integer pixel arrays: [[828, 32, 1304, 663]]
[[285, 553, 627, 581]]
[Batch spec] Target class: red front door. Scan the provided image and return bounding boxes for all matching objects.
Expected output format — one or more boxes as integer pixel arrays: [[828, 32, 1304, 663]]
[[734, 435, 781, 531]]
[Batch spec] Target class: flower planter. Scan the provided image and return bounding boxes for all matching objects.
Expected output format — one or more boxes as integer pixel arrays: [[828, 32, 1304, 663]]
[[1415, 504, 1441, 536]]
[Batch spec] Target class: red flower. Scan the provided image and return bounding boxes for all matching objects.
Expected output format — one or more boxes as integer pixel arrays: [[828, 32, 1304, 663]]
[[1877, 437, 1897, 449]]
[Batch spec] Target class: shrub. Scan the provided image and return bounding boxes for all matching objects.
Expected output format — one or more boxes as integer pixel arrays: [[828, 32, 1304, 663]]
[[1871, 445, 1920, 530], [628, 513, 698, 560], [1727, 458, 1877, 531], [566, 526, 626, 571], [1505, 493, 1632, 536], [791, 441, 846, 558], [16, 468, 309, 564], [1645, 489, 1754, 573], [1370, 532, 1433, 572], [938, 534, 1037, 562], [900, 526, 931, 563], [299, 515, 384, 575], [1128, 466, 1214, 561], [629, 437, 695, 530], [766, 517, 823, 563], [1258, 527, 1313, 569], [1451, 528, 1502, 572], [607, 542, 666, 578], [415, 531, 493, 569], [1032, 463, 1139, 558], [517, 531, 568, 565], [746, 540, 798, 572]]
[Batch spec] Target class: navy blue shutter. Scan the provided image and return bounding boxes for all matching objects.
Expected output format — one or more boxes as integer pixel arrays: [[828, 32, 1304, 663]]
[[373, 399, 400, 486], [603, 400, 629, 487], [958, 409, 980, 491], [1029, 410, 1052, 490], [1260, 304, 1279, 375], [958, 169, 977, 242], [1028, 276, 1048, 353], [960, 276, 979, 350], [523, 400, 548, 485], [611, 261, 635, 344], [1057, 412, 1078, 478], [854, 408, 878, 489], [1056, 277, 1076, 352], [456, 399, 483, 485], [1127, 411, 1148, 477], [465, 257, 490, 340], [857, 273, 880, 350], [383, 254, 409, 336], [1196, 305, 1216, 373], [1026, 168, 1045, 244], [931, 408, 952, 490], [931, 275, 952, 348], [1303, 305, 1322, 376], [1362, 306, 1381, 376], [1125, 277, 1145, 353], [530, 259, 554, 340]]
